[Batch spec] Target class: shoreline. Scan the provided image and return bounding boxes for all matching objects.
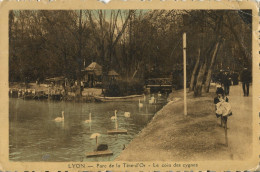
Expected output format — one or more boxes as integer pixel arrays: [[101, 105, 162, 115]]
[[9, 82, 170, 102], [8, 82, 140, 102]]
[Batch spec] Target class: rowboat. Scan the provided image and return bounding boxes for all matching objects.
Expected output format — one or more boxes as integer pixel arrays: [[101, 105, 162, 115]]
[[94, 95, 143, 102], [86, 150, 113, 158]]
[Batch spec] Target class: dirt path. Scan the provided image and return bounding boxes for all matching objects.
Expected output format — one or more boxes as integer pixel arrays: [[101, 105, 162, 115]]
[[224, 84, 253, 160], [116, 84, 253, 161]]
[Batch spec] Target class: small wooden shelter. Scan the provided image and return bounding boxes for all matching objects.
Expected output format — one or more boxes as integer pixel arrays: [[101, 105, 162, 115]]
[[82, 62, 103, 88], [82, 62, 121, 87], [107, 69, 119, 81]]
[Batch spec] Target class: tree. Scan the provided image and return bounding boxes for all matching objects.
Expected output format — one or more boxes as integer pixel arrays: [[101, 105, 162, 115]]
[[9, 10, 251, 98]]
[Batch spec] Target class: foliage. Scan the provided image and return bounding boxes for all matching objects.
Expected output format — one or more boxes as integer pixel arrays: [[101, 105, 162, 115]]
[[9, 10, 252, 96], [104, 80, 144, 97]]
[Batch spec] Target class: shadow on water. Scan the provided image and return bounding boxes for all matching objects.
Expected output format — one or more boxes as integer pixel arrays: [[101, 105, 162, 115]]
[[9, 94, 167, 161]]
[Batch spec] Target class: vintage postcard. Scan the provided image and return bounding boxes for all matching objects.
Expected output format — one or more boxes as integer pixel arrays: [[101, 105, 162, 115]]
[[0, 0, 259, 171]]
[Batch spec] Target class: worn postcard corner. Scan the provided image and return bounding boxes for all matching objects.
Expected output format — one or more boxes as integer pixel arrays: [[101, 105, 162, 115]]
[[0, 0, 259, 171]]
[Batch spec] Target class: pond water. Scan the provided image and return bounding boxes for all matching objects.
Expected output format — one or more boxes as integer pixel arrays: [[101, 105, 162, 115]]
[[9, 95, 167, 162]]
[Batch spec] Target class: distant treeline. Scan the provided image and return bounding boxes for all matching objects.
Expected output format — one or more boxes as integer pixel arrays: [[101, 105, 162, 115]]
[[9, 10, 252, 96]]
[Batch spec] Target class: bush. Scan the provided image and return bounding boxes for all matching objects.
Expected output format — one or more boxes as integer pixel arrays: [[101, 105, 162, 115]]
[[104, 80, 144, 97]]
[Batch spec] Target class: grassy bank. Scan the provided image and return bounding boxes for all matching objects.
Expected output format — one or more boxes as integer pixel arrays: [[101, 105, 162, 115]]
[[116, 86, 252, 161]]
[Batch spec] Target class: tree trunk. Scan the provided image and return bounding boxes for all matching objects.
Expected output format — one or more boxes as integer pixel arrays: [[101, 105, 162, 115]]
[[204, 41, 221, 93], [227, 14, 249, 63], [189, 48, 200, 92], [194, 61, 207, 97], [131, 62, 140, 79]]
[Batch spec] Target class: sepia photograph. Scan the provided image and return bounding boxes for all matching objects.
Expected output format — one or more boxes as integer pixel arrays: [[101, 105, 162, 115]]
[[8, 9, 253, 163]]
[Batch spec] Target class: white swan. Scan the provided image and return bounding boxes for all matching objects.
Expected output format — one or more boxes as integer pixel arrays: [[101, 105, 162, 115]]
[[138, 99, 143, 108], [158, 92, 162, 97], [84, 113, 92, 123], [124, 112, 130, 118], [149, 96, 155, 104], [54, 111, 64, 122], [111, 110, 117, 120]]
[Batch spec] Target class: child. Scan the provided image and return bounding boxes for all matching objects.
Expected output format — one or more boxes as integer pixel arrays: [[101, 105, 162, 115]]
[[214, 86, 232, 128]]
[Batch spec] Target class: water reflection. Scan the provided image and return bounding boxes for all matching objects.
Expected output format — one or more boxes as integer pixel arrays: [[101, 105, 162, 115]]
[[9, 94, 167, 162]]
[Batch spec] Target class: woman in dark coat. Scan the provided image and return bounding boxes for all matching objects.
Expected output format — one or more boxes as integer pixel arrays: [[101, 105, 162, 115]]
[[240, 67, 251, 96], [221, 72, 231, 96]]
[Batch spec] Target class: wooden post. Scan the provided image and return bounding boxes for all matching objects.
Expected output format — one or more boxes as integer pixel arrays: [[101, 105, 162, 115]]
[[96, 136, 98, 150], [48, 87, 50, 100], [115, 120, 118, 130], [183, 33, 187, 116]]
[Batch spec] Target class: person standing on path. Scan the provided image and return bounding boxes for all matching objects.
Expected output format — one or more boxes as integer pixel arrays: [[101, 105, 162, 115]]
[[222, 71, 231, 96], [231, 71, 239, 85], [240, 67, 251, 96], [217, 70, 224, 85]]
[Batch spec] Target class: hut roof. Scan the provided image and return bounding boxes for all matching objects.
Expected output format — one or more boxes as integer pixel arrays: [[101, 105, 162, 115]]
[[84, 62, 102, 76], [108, 70, 119, 76], [85, 62, 102, 71]]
